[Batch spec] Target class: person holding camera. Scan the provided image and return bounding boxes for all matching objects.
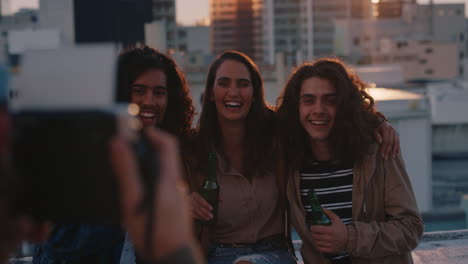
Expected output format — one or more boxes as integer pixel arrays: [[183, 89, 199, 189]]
[[0, 128, 203, 264], [0, 62, 202, 264], [109, 127, 204, 264], [33, 46, 196, 264]]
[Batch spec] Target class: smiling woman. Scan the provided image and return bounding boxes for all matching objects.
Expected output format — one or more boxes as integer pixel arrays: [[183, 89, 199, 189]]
[[211, 60, 254, 123], [184, 51, 297, 264]]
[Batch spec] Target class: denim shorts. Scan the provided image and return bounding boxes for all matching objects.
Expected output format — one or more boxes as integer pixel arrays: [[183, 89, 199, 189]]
[[207, 240, 297, 264]]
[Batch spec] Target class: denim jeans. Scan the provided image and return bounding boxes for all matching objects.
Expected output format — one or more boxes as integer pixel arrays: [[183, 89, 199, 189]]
[[207, 241, 297, 264]]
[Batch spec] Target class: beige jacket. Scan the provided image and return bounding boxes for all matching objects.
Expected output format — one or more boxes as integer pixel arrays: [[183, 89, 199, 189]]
[[287, 145, 424, 264]]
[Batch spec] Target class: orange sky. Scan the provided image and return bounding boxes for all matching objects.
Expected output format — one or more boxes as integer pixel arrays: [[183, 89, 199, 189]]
[[6, 0, 467, 24]]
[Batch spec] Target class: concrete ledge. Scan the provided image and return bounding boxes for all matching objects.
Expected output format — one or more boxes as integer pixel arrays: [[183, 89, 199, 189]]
[[293, 229, 468, 264], [419, 229, 468, 242], [413, 229, 468, 263]]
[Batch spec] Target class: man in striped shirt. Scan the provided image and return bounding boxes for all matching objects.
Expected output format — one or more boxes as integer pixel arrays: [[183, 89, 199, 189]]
[[276, 58, 423, 264]]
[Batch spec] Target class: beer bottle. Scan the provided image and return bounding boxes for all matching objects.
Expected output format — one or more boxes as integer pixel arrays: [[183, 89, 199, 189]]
[[199, 152, 219, 225], [305, 189, 332, 226]]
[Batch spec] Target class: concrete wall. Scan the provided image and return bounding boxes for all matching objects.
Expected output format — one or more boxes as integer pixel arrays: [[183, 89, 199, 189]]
[[145, 20, 167, 51], [372, 90, 432, 212], [39, 0, 74, 45]]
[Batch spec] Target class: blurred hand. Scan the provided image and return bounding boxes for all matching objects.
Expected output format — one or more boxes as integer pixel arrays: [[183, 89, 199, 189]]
[[110, 127, 201, 262], [0, 203, 51, 264], [374, 121, 400, 160], [309, 209, 348, 254], [189, 192, 213, 221]]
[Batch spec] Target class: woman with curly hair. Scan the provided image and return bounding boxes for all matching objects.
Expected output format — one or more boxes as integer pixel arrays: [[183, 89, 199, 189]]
[[276, 58, 423, 264]]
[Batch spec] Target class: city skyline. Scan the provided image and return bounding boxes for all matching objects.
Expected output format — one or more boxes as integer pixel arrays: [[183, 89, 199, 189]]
[[5, 0, 468, 24]]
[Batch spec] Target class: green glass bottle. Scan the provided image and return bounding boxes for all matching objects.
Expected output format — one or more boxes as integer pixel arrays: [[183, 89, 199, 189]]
[[305, 189, 332, 226], [199, 152, 219, 225]]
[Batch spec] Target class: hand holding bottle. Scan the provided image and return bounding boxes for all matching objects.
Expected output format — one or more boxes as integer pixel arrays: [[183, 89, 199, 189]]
[[189, 192, 213, 221], [190, 153, 219, 225], [309, 209, 348, 254]]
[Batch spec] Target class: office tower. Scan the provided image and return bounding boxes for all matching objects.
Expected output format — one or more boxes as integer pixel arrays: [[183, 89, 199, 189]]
[[151, 0, 177, 51], [210, 0, 257, 59], [376, 0, 416, 19]]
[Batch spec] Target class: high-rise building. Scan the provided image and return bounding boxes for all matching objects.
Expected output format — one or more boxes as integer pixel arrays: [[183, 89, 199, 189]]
[[210, 0, 257, 59], [260, 0, 374, 64], [151, 0, 177, 51], [334, 3, 466, 79], [298, 0, 351, 59], [210, 0, 404, 64], [1, 0, 10, 15], [376, 0, 416, 19], [261, 0, 302, 65]]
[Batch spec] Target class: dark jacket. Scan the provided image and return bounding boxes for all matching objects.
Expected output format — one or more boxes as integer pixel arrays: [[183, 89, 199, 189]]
[[33, 224, 125, 264]]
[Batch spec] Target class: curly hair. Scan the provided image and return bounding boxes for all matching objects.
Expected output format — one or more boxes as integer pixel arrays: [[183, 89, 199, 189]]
[[195, 51, 275, 178], [116, 45, 195, 139], [276, 58, 381, 169]]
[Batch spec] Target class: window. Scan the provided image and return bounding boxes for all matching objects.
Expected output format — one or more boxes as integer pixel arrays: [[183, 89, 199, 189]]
[[397, 41, 408, 49], [178, 44, 187, 52], [425, 69, 434, 75], [178, 30, 186, 38], [419, 58, 427, 64], [167, 31, 174, 41], [353, 37, 360, 46], [425, 47, 433, 54]]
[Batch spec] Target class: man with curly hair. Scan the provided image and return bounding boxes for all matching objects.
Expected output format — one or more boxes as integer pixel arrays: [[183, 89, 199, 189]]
[[116, 46, 196, 264], [276, 58, 424, 264], [116, 46, 195, 139]]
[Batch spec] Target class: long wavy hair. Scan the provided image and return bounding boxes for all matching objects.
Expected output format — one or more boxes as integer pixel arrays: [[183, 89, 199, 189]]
[[195, 51, 275, 179], [116, 45, 195, 139], [276, 58, 380, 170]]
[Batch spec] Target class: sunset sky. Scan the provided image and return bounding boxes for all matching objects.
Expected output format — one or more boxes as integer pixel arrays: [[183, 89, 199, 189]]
[[6, 0, 467, 25]]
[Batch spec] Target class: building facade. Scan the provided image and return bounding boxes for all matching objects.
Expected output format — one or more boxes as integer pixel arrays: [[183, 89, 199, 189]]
[[334, 3, 465, 80], [210, 0, 257, 59], [151, 0, 177, 52]]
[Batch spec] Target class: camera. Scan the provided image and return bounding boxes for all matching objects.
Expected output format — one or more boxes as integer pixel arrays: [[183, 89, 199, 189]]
[[7, 45, 156, 223]]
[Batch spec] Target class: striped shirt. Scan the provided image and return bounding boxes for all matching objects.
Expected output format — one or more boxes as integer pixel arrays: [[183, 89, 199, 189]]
[[300, 158, 353, 262]]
